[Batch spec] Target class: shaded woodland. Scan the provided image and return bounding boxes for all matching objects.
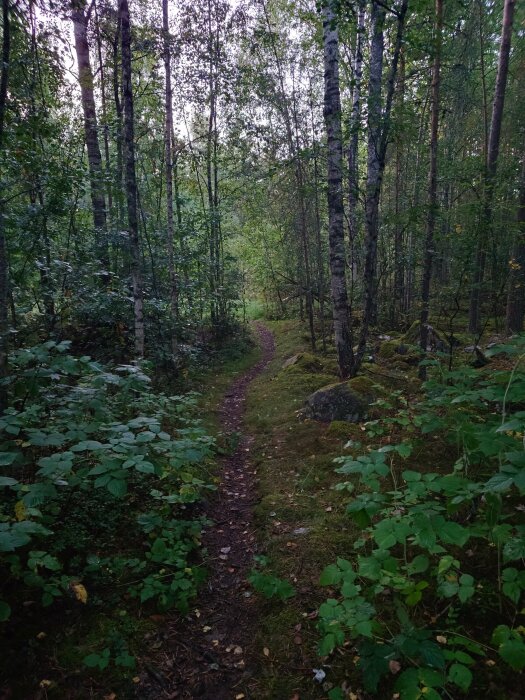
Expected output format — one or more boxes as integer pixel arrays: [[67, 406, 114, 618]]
[[1, 0, 525, 698]]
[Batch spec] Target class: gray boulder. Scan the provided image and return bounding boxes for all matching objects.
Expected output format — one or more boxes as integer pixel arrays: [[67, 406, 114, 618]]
[[304, 382, 367, 423]]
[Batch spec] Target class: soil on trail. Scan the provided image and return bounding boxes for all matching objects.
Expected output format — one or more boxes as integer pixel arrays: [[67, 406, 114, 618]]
[[142, 323, 274, 699]]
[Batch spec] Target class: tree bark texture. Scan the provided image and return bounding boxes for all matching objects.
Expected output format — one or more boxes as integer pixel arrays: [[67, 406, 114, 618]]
[[322, 0, 354, 378], [355, 0, 408, 373], [119, 0, 144, 357], [347, 0, 365, 286], [72, 1, 109, 274]]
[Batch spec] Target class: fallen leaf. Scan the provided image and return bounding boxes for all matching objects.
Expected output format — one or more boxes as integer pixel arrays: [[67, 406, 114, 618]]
[[235, 694, 245, 699], [71, 583, 88, 604], [202, 626, 212, 633], [325, 506, 332, 512], [103, 694, 116, 700], [389, 660, 401, 674], [293, 635, 302, 645], [132, 677, 140, 684], [233, 645, 243, 654], [39, 680, 52, 689], [485, 659, 496, 667], [221, 547, 231, 554], [194, 609, 201, 618], [263, 647, 270, 657], [290, 694, 300, 700], [36, 632, 46, 640], [436, 635, 447, 644]]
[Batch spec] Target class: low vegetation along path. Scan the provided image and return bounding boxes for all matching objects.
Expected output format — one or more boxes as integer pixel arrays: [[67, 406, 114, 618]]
[[169, 323, 274, 698]]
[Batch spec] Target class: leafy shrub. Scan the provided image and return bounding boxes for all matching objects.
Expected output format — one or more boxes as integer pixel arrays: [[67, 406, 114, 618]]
[[318, 337, 525, 697], [0, 340, 215, 623]]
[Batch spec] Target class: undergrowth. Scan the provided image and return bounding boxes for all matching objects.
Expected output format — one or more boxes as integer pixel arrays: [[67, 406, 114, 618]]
[[0, 340, 216, 696]]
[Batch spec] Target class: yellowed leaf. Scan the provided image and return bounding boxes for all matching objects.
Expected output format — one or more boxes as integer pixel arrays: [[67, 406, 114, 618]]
[[15, 501, 26, 522], [436, 635, 447, 644], [71, 583, 88, 604], [132, 676, 140, 683]]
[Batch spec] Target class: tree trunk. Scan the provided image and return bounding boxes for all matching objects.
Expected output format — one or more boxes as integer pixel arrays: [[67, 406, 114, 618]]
[[0, 0, 10, 413], [347, 0, 365, 290], [71, 2, 109, 277], [356, 0, 408, 371], [468, 0, 516, 334], [419, 0, 442, 380], [322, 0, 354, 378], [505, 147, 525, 334], [119, 0, 144, 357], [162, 0, 178, 358]]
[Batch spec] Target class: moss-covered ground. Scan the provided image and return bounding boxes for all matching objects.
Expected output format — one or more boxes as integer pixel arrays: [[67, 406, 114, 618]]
[[243, 320, 366, 698]]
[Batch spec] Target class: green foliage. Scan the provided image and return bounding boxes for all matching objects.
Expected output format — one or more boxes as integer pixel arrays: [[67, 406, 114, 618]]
[[248, 558, 296, 601], [0, 342, 215, 626], [317, 337, 525, 697]]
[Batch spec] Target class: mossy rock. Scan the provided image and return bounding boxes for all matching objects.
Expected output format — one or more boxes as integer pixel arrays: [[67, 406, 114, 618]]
[[378, 339, 402, 359], [347, 375, 385, 398], [327, 420, 362, 440], [304, 381, 368, 423], [282, 352, 325, 374]]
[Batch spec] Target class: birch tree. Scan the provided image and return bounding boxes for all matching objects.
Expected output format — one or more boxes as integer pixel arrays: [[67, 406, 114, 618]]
[[322, 0, 353, 378]]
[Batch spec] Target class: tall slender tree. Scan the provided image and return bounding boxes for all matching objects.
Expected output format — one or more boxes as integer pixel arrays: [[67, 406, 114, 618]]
[[71, 0, 109, 276], [119, 0, 144, 356], [468, 0, 516, 333], [355, 0, 408, 372], [322, 0, 353, 378], [162, 0, 178, 359], [419, 0, 442, 379]]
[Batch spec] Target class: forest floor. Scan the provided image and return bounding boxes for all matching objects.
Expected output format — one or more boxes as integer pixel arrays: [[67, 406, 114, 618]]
[[140, 323, 275, 699], [143, 318, 372, 700]]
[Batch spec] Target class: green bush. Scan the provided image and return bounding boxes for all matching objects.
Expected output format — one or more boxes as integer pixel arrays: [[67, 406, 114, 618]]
[[0, 341, 215, 624], [318, 337, 525, 698]]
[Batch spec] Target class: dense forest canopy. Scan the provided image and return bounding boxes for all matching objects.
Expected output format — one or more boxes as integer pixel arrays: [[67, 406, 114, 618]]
[[0, 0, 523, 375], [1, 0, 525, 697]]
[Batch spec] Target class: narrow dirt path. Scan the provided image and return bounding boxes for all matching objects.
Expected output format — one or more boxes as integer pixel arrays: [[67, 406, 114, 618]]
[[150, 323, 275, 699]]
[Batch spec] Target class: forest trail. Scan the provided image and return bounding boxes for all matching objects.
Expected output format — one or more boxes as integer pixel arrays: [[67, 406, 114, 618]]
[[161, 323, 275, 698]]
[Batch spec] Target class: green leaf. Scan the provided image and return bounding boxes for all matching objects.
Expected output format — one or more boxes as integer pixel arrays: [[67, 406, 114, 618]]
[[0, 600, 11, 621], [448, 662, 473, 692], [358, 640, 395, 693], [107, 479, 127, 497], [498, 638, 525, 671], [320, 564, 342, 586], [0, 476, 18, 487], [0, 452, 18, 466]]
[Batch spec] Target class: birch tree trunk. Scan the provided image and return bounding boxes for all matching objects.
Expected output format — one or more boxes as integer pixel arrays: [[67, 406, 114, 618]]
[[419, 0, 442, 380], [119, 0, 144, 357], [71, 1, 109, 277], [162, 0, 178, 358], [468, 0, 516, 333], [322, 0, 354, 378], [0, 0, 10, 413], [347, 0, 365, 288]]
